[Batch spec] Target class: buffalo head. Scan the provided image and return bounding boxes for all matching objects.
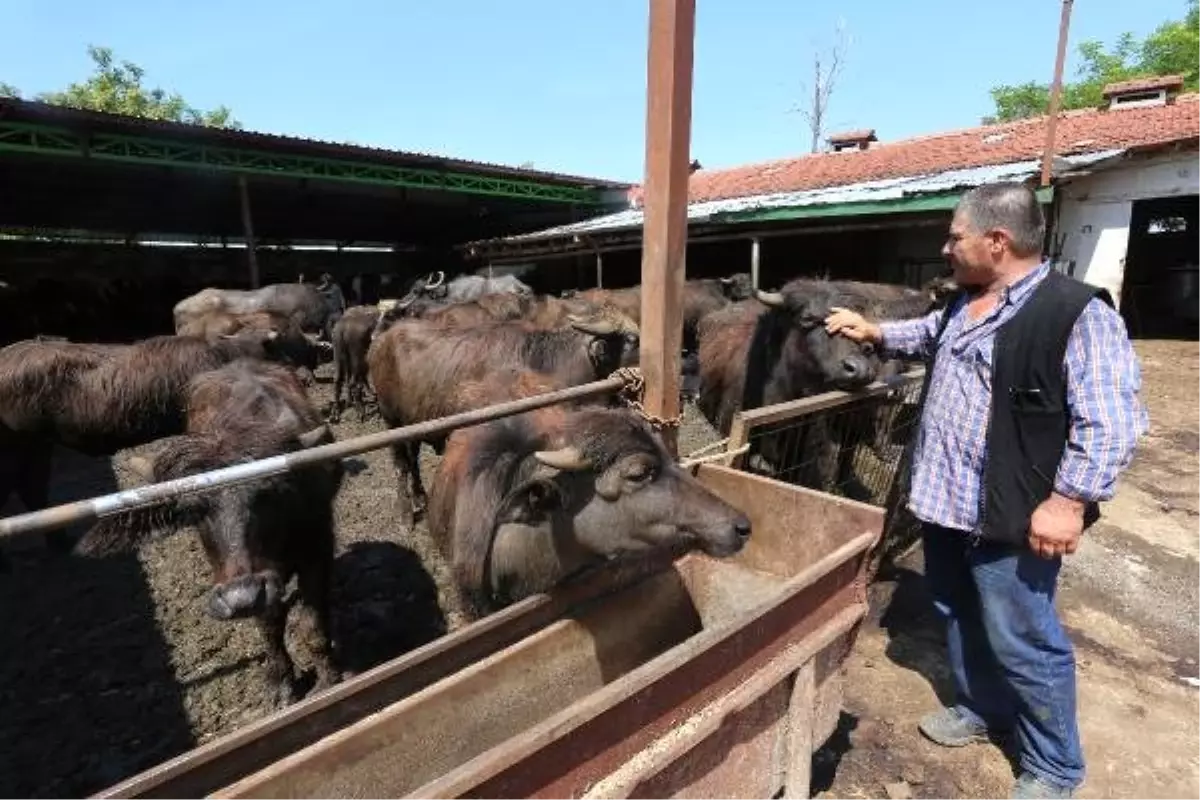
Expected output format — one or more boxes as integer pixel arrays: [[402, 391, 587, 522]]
[[77, 424, 341, 621], [493, 410, 751, 564], [755, 284, 881, 391], [568, 310, 641, 372], [718, 273, 755, 301]]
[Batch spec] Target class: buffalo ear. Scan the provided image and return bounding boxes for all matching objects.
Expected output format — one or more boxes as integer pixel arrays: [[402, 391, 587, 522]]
[[74, 498, 200, 557], [497, 478, 563, 525]]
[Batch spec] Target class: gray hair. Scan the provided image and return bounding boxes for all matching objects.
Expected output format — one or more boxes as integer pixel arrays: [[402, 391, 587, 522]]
[[955, 182, 1046, 257]]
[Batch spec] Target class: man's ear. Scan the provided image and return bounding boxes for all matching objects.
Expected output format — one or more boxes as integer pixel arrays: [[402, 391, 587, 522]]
[[497, 478, 564, 525]]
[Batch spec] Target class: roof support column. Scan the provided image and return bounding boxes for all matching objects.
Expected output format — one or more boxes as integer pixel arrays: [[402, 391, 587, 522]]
[[638, 0, 695, 456], [237, 175, 260, 289], [750, 236, 761, 289], [596, 251, 604, 289]]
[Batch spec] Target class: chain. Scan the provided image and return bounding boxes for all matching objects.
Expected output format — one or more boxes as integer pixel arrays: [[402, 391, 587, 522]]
[[612, 367, 683, 431]]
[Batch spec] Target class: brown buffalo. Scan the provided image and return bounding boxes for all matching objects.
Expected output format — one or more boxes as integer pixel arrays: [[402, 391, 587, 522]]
[[577, 275, 754, 353], [329, 305, 382, 423], [367, 310, 640, 529], [428, 400, 752, 617], [76, 359, 344, 707], [0, 331, 295, 548], [176, 309, 331, 382]]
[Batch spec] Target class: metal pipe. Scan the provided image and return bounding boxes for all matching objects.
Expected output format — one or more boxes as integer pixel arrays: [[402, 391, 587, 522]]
[[596, 251, 604, 289], [750, 236, 761, 289], [0, 376, 627, 541], [237, 175, 260, 288], [1040, 0, 1074, 188]]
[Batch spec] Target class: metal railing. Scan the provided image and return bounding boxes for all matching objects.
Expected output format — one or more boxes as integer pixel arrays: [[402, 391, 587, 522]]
[[724, 369, 926, 506]]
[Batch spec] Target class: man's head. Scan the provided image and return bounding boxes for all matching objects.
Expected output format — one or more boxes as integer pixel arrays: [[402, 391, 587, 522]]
[[942, 182, 1045, 288]]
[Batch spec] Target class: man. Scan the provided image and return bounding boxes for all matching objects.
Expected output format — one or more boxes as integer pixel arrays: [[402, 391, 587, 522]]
[[825, 182, 1147, 799]]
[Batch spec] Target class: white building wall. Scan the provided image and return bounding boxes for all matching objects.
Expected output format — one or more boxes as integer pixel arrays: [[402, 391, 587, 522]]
[[1055, 152, 1198, 307]]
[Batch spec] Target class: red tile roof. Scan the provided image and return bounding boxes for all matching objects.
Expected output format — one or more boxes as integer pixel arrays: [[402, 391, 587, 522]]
[[1103, 74, 1185, 97], [628, 94, 1200, 206]]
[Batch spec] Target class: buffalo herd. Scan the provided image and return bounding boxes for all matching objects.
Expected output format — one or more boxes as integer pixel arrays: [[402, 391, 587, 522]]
[[0, 267, 954, 705]]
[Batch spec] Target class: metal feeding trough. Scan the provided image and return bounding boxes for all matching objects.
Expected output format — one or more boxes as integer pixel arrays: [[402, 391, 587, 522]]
[[98, 461, 882, 799]]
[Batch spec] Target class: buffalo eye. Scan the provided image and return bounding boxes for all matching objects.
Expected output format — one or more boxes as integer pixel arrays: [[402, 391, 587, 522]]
[[861, 342, 876, 356], [624, 462, 656, 484]]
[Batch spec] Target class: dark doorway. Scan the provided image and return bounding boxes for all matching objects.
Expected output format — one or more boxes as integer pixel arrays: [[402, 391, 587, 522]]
[[1121, 194, 1199, 339]]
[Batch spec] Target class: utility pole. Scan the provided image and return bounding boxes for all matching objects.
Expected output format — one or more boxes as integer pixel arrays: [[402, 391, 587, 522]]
[[1040, 0, 1074, 187]]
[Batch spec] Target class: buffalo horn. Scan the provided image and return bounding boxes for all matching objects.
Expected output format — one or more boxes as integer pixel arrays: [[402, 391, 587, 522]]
[[123, 455, 155, 482], [297, 425, 332, 449], [755, 289, 785, 308], [567, 314, 617, 337], [534, 446, 591, 472]]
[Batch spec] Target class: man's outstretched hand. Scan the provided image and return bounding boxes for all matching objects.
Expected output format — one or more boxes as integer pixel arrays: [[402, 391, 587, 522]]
[[824, 307, 883, 344]]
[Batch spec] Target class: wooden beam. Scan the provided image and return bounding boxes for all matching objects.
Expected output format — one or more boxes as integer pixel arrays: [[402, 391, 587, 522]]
[[638, 0, 695, 455], [237, 175, 260, 288]]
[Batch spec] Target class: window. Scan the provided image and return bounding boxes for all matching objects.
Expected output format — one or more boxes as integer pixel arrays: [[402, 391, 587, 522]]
[[1147, 216, 1189, 235]]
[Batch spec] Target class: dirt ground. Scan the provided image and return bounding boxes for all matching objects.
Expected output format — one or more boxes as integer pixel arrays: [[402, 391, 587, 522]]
[[814, 339, 1200, 800], [0, 341, 1194, 798]]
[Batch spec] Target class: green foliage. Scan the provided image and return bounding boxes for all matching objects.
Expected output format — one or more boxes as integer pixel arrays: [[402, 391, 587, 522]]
[[3, 45, 239, 128], [985, 0, 1198, 122]]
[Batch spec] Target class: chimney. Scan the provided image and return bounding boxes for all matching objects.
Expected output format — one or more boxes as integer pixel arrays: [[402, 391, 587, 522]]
[[826, 129, 878, 152], [1101, 75, 1184, 110]]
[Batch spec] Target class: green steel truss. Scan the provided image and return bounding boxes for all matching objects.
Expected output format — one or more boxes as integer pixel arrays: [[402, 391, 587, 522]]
[[0, 121, 603, 205]]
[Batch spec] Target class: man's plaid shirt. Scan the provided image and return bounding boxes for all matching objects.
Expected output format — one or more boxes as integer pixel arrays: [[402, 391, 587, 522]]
[[879, 262, 1149, 534]]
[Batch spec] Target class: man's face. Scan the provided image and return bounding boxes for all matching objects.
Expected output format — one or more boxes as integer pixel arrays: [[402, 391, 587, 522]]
[[942, 210, 1007, 288]]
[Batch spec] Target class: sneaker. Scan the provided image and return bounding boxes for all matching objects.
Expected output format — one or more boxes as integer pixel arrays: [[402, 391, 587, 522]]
[[917, 706, 989, 747], [1011, 772, 1074, 798]]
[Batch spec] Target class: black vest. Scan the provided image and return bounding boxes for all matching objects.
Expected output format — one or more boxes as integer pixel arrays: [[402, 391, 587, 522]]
[[919, 269, 1113, 545]]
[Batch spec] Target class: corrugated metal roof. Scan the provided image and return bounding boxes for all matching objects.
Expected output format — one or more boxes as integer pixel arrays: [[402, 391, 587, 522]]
[[485, 150, 1124, 244], [0, 98, 632, 190]]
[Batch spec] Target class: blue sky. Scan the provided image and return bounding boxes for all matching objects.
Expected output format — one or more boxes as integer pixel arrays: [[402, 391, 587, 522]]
[[1, 0, 1189, 182]]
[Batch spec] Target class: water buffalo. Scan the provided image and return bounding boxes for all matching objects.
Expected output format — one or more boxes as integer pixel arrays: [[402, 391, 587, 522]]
[[76, 359, 343, 707], [698, 277, 943, 496], [0, 330, 296, 551], [175, 309, 331, 382], [367, 309, 640, 529], [173, 281, 344, 342], [428, 400, 752, 617], [398, 270, 533, 306], [577, 275, 755, 354], [330, 305, 381, 423]]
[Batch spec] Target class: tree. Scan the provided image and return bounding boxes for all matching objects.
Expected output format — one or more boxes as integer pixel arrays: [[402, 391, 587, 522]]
[[985, 0, 1199, 123], [2, 45, 240, 128], [791, 20, 851, 153]]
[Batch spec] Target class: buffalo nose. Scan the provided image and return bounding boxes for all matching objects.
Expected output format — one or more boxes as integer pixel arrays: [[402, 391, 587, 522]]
[[733, 515, 752, 541], [841, 358, 865, 378], [207, 575, 267, 620]]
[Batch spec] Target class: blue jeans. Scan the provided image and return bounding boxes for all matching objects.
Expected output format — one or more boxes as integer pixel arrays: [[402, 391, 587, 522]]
[[922, 523, 1084, 790]]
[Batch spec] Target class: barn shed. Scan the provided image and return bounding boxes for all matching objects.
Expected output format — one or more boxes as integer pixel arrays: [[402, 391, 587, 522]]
[[0, 97, 629, 341], [467, 80, 1199, 338]]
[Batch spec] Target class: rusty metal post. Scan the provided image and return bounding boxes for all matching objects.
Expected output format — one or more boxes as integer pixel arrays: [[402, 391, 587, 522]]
[[638, 0, 695, 456], [237, 175, 260, 288], [1040, 0, 1074, 188]]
